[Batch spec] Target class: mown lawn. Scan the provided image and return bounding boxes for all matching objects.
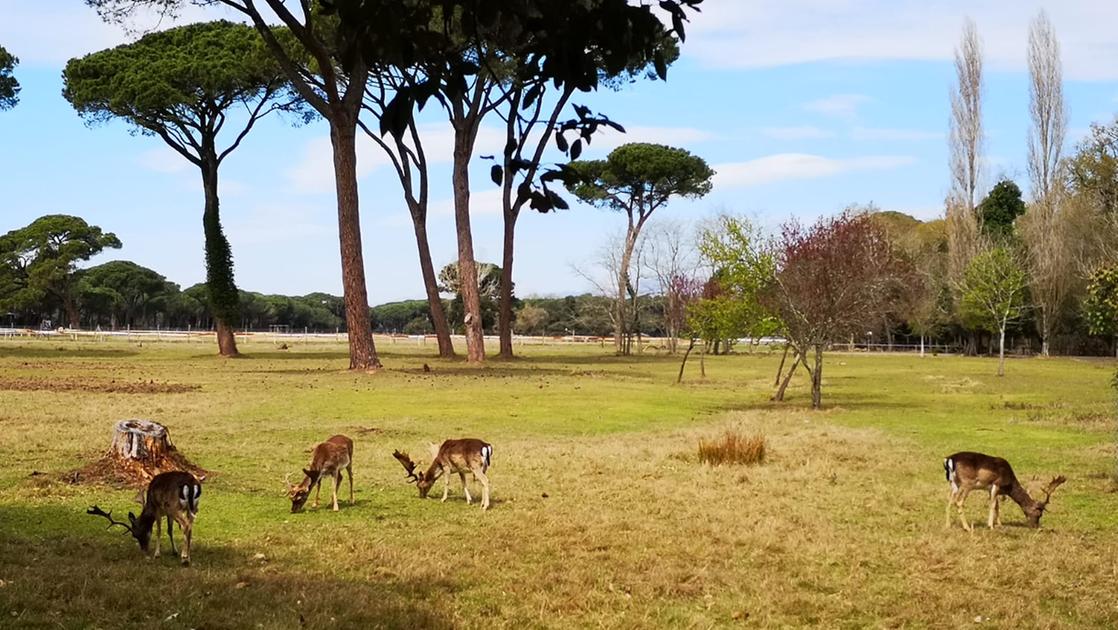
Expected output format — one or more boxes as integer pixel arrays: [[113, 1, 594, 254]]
[[0, 337, 1115, 629]]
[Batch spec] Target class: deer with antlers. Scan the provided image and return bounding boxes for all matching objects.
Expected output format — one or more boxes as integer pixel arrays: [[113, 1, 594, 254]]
[[286, 434, 354, 513], [394, 439, 493, 510], [87, 470, 202, 566], [944, 451, 1066, 531]]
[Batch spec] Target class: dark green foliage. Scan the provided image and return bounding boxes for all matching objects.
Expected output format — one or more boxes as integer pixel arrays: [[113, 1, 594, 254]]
[[567, 143, 714, 212], [1067, 120, 1118, 215], [977, 179, 1026, 240], [63, 21, 298, 335], [0, 44, 18, 110], [0, 215, 122, 325], [1084, 265, 1118, 340], [372, 300, 434, 334], [77, 261, 178, 328]]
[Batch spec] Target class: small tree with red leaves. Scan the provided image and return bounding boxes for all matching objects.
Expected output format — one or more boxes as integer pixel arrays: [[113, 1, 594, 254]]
[[764, 210, 910, 408]]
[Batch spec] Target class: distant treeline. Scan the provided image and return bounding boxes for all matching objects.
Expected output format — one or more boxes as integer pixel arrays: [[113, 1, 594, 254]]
[[1, 256, 678, 337]]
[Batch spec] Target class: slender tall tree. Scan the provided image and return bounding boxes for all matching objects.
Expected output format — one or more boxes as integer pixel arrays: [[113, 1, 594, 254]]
[[1022, 11, 1070, 357], [947, 18, 986, 353], [566, 143, 713, 354], [1027, 10, 1067, 203], [63, 21, 297, 356], [360, 70, 456, 358]]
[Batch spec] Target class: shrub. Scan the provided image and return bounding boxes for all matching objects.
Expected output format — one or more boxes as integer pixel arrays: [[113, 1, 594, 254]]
[[697, 430, 766, 466]]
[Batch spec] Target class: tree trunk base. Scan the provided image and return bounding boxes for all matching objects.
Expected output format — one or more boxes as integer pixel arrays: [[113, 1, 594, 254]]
[[69, 419, 207, 487]]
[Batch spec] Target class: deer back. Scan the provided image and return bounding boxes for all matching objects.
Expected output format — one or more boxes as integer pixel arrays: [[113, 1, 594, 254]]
[[945, 451, 1018, 491], [435, 438, 493, 473], [311, 435, 353, 475], [144, 471, 202, 519]]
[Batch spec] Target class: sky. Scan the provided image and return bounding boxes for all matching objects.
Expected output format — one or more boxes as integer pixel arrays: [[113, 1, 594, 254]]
[[1, 1, 1117, 304]]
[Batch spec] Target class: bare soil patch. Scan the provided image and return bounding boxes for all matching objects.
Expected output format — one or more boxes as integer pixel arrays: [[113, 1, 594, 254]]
[[0, 376, 199, 394]]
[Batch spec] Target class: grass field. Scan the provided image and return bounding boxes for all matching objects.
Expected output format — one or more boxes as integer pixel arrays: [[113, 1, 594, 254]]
[[0, 337, 1116, 629]]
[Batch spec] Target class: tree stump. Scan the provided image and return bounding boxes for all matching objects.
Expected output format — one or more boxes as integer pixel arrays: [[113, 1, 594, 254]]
[[70, 419, 207, 486], [110, 419, 172, 467]]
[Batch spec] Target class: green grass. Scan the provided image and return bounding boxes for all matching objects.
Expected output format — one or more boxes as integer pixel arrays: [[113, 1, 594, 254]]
[[0, 337, 1116, 628]]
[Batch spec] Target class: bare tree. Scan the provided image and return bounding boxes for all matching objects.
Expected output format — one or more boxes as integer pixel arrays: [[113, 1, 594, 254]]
[[642, 220, 699, 353], [1027, 10, 1067, 203], [1020, 12, 1071, 356], [947, 18, 986, 352]]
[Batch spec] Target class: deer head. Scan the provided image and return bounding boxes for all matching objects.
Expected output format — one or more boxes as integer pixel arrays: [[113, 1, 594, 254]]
[[1025, 475, 1067, 527], [286, 469, 319, 513], [87, 505, 151, 552], [393, 449, 437, 498]]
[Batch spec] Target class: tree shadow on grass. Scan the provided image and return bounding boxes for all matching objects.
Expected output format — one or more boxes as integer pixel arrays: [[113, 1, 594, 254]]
[[0, 504, 456, 629]]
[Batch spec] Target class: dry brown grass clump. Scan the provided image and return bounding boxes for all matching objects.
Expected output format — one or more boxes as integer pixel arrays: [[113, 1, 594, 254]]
[[698, 429, 766, 465]]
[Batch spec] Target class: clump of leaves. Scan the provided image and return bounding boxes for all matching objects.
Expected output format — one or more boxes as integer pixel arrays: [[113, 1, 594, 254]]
[[698, 430, 766, 466]]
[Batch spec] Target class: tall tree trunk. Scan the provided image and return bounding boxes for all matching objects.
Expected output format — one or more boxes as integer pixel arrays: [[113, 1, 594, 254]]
[[451, 132, 485, 364], [63, 293, 80, 329], [408, 208, 454, 358], [498, 212, 517, 359], [811, 345, 824, 409], [774, 343, 791, 386], [676, 337, 697, 383], [1039, 309, 1051, 357], [200, 155, 239, 357], [615, 230, 639, 355], [773, 351, 801, 402], [920, 334, 926, 357], [997, 323, 1007, 376], [329, 116, 380, 370]]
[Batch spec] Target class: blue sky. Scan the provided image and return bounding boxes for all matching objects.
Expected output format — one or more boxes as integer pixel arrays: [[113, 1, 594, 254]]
[[1, 1, 1117, 303]]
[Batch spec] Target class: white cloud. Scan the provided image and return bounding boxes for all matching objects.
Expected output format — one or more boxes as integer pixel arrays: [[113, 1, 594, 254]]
[[713, 153, 916, 189], [804, 94, 872, 120], [685, 1, 1118, 81], [850, 127, 943, 141], [760, 126, 835, 140]]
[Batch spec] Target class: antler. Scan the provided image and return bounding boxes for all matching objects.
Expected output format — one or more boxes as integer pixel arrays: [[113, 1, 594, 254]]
[[1041, 475, 1067, 504], [87, 505, 133, 535], [284, 473, 295, 491], [392, 450, 419, 483]]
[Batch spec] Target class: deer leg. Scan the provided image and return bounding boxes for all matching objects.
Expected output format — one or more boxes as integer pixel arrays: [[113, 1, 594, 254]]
[[995, 496, 1004, 527], [166, 515, 177, 555], [347, 463, 354, 505], [992, 487, 1001, 527], [312, 478, 321, 509], [459, 472, 472, 504], [956, 489, 973, 532], [332, 473, 341, 512], [474, 469, 491, 510], [153, 518, 162, 558], [441, 468, 451, 502], [176, 514, 192, 566], [945, 487, 957, 529]]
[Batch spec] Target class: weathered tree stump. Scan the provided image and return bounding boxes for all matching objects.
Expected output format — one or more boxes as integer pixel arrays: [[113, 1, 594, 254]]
[[110, 419, 172, 466], [70, 419, 207, 486]]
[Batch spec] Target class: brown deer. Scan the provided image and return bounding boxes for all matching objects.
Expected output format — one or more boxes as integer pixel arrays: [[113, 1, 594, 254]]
[[943, 451, 1066, 531], [286, 434, 354, 513], [394, 439, 493, 510], [88, 470, 202, 566]]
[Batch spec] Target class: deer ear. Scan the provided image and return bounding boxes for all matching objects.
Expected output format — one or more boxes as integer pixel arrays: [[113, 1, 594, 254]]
[[127, 512, 136, 525], [303, 469, 314, 479]]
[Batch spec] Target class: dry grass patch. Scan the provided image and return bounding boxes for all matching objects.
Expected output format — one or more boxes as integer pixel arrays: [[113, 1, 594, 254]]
[[697, 428, 766, 465]]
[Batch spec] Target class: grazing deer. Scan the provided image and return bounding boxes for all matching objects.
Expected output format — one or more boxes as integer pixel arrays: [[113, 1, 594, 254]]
[[394, 439, 493, 510], [286, 434, 354, 513], [943, 451, 1066, 531], [88, 470, 202, 566]]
